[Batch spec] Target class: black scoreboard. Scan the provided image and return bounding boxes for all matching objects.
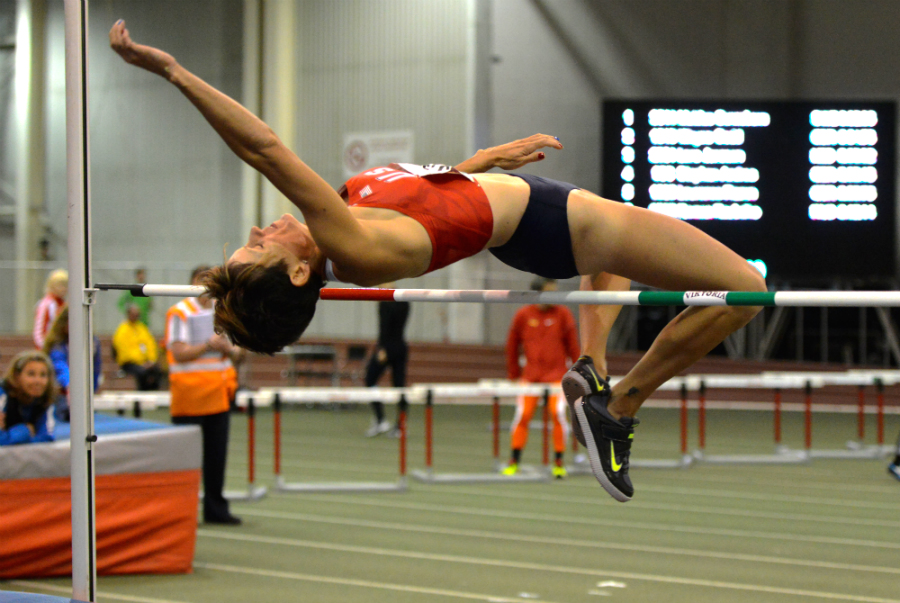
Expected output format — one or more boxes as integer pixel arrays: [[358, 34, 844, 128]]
[[601, 101, 896, 280]]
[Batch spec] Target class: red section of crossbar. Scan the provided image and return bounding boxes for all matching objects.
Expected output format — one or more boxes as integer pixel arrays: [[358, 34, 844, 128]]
[[248, 398, 256, 484], [492, 397, 500, 460], [877, 380, 885, 445], [857, 386, 866, 441], [680, 384, 688, 455], [425, 393, 433, 469], [804, 382, 813, 450], [320, 287, 396, 301], [542, 391, 550, 467], [773, 389, 782, 444], [698, 382, 706, 450]]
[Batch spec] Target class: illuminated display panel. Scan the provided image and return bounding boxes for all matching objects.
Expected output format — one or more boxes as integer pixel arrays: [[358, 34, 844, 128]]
[[601, 101, 896, 280]]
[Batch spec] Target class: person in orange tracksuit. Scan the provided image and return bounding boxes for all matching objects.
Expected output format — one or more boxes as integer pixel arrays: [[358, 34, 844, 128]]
[[504, 277, 580, 478], [166, 266, 245, 525]]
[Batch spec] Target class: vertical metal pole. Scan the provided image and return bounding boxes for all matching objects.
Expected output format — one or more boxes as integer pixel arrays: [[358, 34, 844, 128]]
[[247, 397, 256, 486], [773, 388, 782, 446], [541, 390, 550, 467], [859, 307, 867, 365], [876, 378, 885, 445], [679, 382, 688, 455], [857, 386, 866, 442], [64, 0, 96, 599], [425, 390, 434, 472], [273, 393, 282, 478], [804, 381, 813, 450], [491, 396, 500, 461], [697, 381, 706, 451], [398, 394, 408, 478]]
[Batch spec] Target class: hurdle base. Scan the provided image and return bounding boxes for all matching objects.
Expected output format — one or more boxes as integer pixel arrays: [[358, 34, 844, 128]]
[[410, 466, 549, 484], [273, 475, 407, 493], [567, 454, 692, 475], [222, 485, 268, 501], [692, 449, 809, 464], [806, 442, 884, 460]]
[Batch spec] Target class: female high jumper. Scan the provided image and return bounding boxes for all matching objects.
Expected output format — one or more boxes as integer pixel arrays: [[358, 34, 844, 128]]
[[110, 20, 766, 502]]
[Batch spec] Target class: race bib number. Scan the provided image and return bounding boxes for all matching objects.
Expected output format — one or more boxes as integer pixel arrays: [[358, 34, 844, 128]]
[[394, 163, 475, 182]]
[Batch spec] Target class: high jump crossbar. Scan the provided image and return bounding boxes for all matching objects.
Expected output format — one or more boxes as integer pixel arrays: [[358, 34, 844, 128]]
[[96, 284, 900, 307]]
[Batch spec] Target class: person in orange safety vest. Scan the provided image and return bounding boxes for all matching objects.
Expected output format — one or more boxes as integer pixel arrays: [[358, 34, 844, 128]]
[[166, 266, 245, 524]]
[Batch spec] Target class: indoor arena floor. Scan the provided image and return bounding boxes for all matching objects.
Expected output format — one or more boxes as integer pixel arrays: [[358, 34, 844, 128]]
[[4, 402, 900, 603]]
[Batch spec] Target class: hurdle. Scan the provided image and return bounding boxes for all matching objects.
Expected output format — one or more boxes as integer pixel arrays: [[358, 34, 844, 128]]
[[688, 374, 815, 464], [762, 370, 900, 458], [93, 391, 268, 501], [409, 383, 552, 483], [254, 387, 411, 493], [564, 376, 694, 472]]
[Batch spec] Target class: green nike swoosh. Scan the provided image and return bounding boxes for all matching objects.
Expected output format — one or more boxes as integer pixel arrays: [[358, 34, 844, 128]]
[[588, 365, 603, 391], [610, 442, 622, 472]]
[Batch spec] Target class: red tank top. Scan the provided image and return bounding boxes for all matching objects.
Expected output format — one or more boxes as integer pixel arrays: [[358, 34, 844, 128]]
[[340, 164, 493, 274]]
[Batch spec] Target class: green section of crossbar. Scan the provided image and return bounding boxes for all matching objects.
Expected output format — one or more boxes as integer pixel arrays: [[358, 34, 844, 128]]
[[727, 292, 777, 306], [637, 291, 777, 306], [637, 291, 685, 305]]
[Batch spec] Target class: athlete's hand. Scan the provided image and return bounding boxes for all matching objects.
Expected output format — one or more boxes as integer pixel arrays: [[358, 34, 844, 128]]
[[109, 20, 177, 79], [456, 134, 563, 173], [487, 134, 564, 170]]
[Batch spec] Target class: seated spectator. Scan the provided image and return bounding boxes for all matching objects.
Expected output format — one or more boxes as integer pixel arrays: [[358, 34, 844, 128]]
[[1, 351, 59, 445], [33, 269, 67, 349], [42, 306, 102, 422], [112, 305, 163, 391]]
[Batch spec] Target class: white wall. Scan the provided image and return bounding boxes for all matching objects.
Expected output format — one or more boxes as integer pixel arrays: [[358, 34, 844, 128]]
[[42, 0, 245, 335], [3, 0, 900, 345]]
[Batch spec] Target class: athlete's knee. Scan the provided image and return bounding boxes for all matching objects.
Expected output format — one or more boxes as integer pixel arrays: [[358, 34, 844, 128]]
[[726, 261, 767, 323]]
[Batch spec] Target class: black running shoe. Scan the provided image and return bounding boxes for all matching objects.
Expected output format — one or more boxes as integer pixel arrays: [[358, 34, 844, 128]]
[[562, 356, 609, 446], [573, 392, 639, 502]]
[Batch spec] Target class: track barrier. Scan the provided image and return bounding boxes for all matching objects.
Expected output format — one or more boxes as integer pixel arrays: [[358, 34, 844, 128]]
[[91, 369, 900, 498], [409, 384, 551, 483], [90, 390, 267, 501], [254, 387, 409, 493]]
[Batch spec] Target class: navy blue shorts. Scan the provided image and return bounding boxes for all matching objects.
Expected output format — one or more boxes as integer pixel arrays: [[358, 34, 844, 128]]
[[488, 174, 580, 279]]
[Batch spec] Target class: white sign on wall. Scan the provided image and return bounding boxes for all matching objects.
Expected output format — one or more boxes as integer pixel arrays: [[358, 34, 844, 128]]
[[342, 130, 415, 179]]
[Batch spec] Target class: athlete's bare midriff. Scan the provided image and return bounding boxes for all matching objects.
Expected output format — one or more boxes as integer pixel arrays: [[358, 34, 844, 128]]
[[472, 173, 531, 248]]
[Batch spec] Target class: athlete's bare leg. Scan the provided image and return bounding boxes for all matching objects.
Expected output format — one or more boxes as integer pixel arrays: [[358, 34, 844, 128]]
[[578, 272, 631, 378], [569, 192, 766, 419]]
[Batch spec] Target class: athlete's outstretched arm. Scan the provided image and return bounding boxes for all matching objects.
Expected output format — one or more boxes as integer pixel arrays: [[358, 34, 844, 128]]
[[108, 20, 368, 266], [456, 134, 563, 173]]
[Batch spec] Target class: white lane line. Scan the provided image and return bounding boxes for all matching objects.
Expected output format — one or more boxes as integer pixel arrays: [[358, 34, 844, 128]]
[[228, 509, 900, 575], [197, 532, 900, 603], [640, 471, 900, 495], [535, 480, 899, 511], [635, 484, 900, 510], [439, 486, 900, 529], [5, 580, 191, 603], [263, 495, 900, 550], [193, 561, 559, 603]]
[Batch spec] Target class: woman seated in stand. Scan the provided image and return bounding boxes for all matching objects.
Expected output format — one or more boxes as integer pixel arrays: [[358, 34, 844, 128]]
[[1, 351, 60, 445]]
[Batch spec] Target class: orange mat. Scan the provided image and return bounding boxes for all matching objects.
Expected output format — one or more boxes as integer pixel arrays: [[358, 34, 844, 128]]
[[0, 469, 200, 578]]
